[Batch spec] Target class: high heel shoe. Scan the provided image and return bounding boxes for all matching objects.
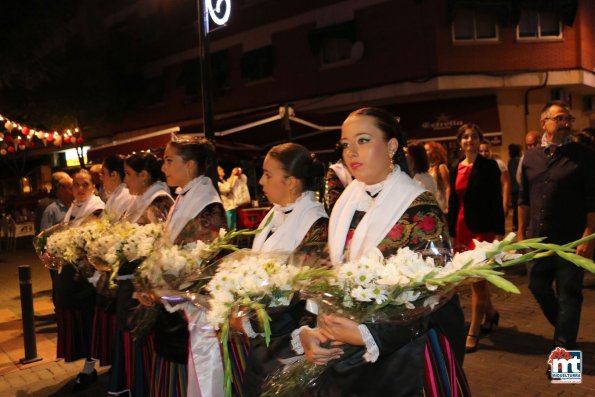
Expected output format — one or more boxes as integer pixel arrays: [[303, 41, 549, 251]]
[[481, 311, 500, 334], [465, 334, 479, 353]]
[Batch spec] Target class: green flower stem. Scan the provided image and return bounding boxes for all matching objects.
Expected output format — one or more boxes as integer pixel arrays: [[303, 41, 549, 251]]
[[220, 320, 232, 397]]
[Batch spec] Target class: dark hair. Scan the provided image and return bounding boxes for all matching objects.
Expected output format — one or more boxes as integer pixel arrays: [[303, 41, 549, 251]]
[[125, 152, 165, 183], [456, 123, 484, 143], [267, 142, 324, 192], [406, 142, 429, 174], [540, 100, 571, 120], [480, 139, 491, 147], [508, 144, 522, 158], [348, 107, 409, 173], [168, 137, 218, 188], [102, 155, 125, 181]]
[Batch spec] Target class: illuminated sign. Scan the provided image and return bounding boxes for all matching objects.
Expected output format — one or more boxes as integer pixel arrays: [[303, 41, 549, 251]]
[[206, 0, 231, 26]]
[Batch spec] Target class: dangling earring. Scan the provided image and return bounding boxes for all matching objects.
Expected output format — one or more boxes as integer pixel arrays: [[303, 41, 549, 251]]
[[389, 151, 395, 172]]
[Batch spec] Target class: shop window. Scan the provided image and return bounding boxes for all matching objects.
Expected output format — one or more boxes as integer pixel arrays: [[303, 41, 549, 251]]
[[517, 10, 562, 40], [241, 46, 274, 82], [452, 8, 499, 42]]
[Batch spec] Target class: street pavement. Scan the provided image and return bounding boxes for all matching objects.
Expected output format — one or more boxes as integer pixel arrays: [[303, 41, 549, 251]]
[[0, 244, 593, 396]]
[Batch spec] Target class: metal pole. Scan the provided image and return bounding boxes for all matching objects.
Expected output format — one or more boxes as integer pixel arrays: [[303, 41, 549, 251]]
[[18, 265, 42, 364], [197, 0, 214, 140]]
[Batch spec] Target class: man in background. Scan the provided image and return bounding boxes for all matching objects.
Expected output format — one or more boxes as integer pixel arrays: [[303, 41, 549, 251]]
[[518, 101, 595, 362]]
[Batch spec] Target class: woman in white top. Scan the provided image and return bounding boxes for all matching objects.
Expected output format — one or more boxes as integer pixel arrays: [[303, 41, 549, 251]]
[[424, 141, 451, 214], [101, 155, 133, 220], [109, 152, 174, 397], [407, 141, 438, 199], [57, 168, 105, 392], [241, 143, 328, 397], [298, 108, 469, 397], [150, 137, 227, 397]]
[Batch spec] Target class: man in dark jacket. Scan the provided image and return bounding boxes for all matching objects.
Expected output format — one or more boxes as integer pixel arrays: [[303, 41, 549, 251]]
[[518, 100, 595, 352]]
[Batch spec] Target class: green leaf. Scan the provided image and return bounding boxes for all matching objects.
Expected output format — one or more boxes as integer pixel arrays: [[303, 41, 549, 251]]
[[557, 251, 595, 273], [485, 275, 520, 294]]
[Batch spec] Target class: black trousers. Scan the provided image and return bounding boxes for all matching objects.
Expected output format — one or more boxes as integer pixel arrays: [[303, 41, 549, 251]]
[[528, 255, 584, 349]]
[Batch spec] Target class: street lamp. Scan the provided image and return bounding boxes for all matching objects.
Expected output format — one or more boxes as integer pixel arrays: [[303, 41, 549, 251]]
[[197, 0, 231, 140]]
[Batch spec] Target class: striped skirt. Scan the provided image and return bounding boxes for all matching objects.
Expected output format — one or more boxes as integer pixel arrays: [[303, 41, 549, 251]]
[[151, 354, 188, 397], [56, 307, 94, 362], [91, 305, 118, 367], [423, 328, 471, 397], [109, 330, 154, 396], [228, 333, 250, 397]]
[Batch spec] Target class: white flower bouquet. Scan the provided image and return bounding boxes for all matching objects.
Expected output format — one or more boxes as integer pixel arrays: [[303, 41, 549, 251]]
[[205, 250, 334, 397], [262, 233, 595, 397], [34, 218, 110, 272]]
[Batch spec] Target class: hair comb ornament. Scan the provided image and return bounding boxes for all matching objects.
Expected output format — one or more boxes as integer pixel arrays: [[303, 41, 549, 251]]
[[171, 133, 207, 144]]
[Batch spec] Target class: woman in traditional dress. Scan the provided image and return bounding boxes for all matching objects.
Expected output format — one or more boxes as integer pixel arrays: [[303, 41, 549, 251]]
[[56, 168, 105, 392], [448, 124, 504, 353], [101, 155, 134, 220], [108, 152, 174, 396], [299, 107, 469, 396], [90, 155, 134, 373], [148, 137, 227, 397], [238, 143, 328, 397]]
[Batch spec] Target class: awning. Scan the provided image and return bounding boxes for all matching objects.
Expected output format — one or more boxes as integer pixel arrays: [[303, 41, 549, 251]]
[[87, 107, 343, 163], [87, 126, 180, 163]]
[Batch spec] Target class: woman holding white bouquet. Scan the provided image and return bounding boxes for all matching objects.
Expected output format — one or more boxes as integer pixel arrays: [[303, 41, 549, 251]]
[[299, 108, 469, 396], [147, 136, 228, 397], [56, 168, 105, 392], [89, 155, 134, 375], [108, 152, 174, 397], [239, 143, 328, 396]]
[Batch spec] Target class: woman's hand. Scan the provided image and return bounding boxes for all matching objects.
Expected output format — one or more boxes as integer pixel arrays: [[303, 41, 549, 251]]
[[300, 327, 343, 365], [318, 314, 365, 346]]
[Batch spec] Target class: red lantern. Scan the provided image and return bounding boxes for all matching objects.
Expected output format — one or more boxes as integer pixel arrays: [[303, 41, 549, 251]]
[[22, 127, 30, 136], [77, 137, 84, 144], [18, 144, 26, 150], [7, 146, 15, 153], [0, 149, 6, 155], [46, 134, 55, 142], [5, 135, 13, 143], [63, 135, 71, 144]]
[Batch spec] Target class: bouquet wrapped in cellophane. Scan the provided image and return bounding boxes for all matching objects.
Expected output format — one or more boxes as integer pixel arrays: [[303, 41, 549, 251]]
[[205, 250, 335, 397], [33, 218, 111, 273], [261, 233, 595, 397]]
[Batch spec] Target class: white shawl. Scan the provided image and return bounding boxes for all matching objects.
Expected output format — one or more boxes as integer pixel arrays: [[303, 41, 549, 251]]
[[63, 195, 106, 227], [165, 176, 221, 243], [104, 183, 134, 221], [122, 182, 171, 223], [328, 168, 425, 264], [329, 161, 353, 188], [252, 191, 328, 253]]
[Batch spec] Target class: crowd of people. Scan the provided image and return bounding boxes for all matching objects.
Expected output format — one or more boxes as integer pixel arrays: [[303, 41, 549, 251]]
[[35, 100, 593, 396]]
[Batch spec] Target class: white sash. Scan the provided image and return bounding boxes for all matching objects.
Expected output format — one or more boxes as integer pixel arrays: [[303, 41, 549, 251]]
[[122, 182, 171, 223], [252, 191, 328, 253], [63, 195, 105, 226], [165, 176, 222, 243], [104, 183, 134, 220], [329, 169, 425, 263], [184, 304, 224, 397]]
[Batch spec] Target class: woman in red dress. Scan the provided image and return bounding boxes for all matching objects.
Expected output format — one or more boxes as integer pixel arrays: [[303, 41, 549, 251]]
[[448, 124, 505, 352]]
